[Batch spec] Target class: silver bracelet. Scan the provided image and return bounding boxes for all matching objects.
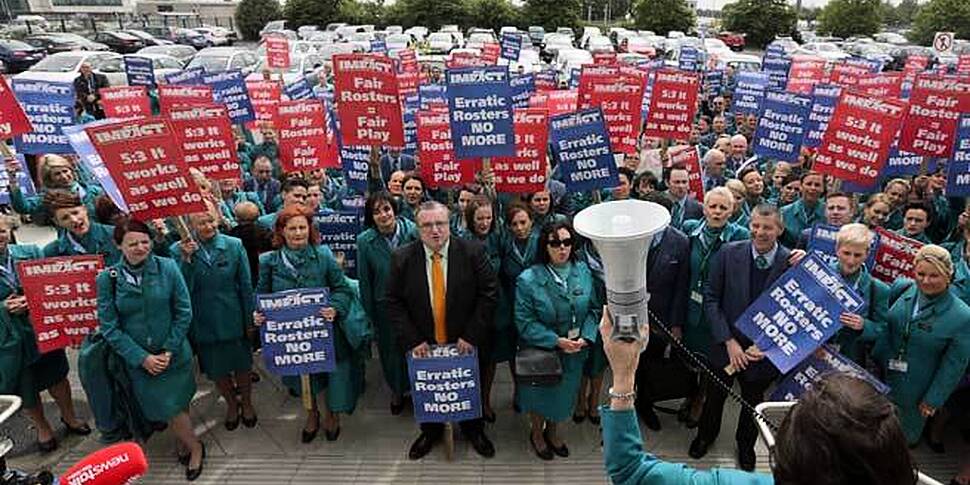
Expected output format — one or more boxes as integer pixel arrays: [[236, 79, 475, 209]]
[[608, 387, 636, 402]]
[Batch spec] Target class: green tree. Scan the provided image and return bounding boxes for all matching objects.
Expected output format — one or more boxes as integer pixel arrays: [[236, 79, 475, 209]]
[[633, 0, 695, 35], [283, 0, 341, 29], [893, 0, 920, 26], [340, 0, 385, 25], [721, 0, 796, 48], [817, 0, 882, 39], [522, 0, 582, 31], [384, 0, 469, 30], [466, 0, 521, 31], [234, 0, 281, 41], [909, 0, 969, 45]]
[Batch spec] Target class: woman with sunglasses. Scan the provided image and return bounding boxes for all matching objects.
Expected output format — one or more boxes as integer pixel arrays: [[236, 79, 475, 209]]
[[515, 221, 599, 460]]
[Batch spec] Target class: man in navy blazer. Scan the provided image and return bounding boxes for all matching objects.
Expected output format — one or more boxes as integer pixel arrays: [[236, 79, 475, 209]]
[[635, 191, 690, 431], [664, 164, 704, 230], [690, 204, 794, 472], [378, 147, 416, 183], [242, 156, 282, 213]]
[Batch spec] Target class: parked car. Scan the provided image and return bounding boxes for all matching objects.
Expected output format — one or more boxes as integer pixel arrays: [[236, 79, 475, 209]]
[[15, 51, 126, 85], [172, 29, 210, 49], [528, 26, 545, 46], [541, 33, 574, 61], [260, 20, 287, 38], [24, 33, 108, 54], [874, 32, 909, 45], [717, 31, 746, 51], [137, 44, 197, 62], [426, 32, 455, 54], [246, 53, 326, 84], [93, 31, 146, 54], [0, 39, 46, 73], [620, 36, 656, 57], [127, 53, 184, 81], [385, 34, 412, 52], [195, 27, 234, 46], [797, 42, 850, 61], [186, 47, 259, 75], [466, 32, 496, 51], [585, 35, 614, 53], [122, 29, 172, 47], [887, 45, 938, 71]]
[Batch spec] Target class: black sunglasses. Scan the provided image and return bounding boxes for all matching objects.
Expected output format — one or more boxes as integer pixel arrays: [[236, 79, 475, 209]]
[[547, 238, 574, 248]]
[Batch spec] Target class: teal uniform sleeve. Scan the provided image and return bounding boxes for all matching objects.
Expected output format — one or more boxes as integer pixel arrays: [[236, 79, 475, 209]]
[[514, 271, 560, 349], [923, 321, 970, 408], [10, 189, 42, 217], [235, 240, 255, 326], [161, 260, 193, 354]]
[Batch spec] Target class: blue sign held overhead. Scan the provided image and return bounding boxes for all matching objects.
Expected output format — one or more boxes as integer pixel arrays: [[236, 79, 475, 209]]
[[704, 70, 725, 95], [550, 108, 619, 193], [203, 69, 255, 124], [735, 254, 866, 374], [770, 344, 890, 401], [285, 78, 313, 100], [318, 211, 362, 277], [124, 56, 155, 87], [164, 67, 205, 85], [510, 74, 536, 109], [806, 223, 878, 270], [339, 145, 370, 194], [946, 115, 970, 197], [884, 142, 931, 178], [11, 79, 74, 155], [731, 72, 769, 115], [679, 46, 701, 71], [418, 83, 447, 110], [500, 33, 522, 62], [408, 344, 482, 424], [0, 154, 35, 206], [257, 288, 335, 376], [63, 123, 128, 212], [763, 56, 791, 91], [803, 83, 841, 149], [752, 90, 812, 163], [370, 39, 387, 54], [446, 66, 515, 159]]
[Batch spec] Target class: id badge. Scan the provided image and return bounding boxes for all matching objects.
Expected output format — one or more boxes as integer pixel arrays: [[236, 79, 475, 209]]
[[691, 290, 703, 304], [567, 328, 580, 340], [888, 359, 909, 373]]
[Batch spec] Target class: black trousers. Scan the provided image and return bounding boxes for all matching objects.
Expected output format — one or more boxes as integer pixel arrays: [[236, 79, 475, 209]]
[[696, 367, 773, 453]]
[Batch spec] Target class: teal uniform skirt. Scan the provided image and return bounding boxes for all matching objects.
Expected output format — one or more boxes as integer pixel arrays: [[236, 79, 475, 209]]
[[517, 349, 587, 422], [196, 338, 253, 380]]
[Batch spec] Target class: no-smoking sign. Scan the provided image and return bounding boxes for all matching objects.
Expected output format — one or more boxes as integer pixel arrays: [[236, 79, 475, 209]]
[[934, 32, 954, 53]]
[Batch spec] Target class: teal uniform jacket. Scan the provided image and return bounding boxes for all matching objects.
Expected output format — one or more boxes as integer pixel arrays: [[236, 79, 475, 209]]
[[602, 407, 773, 485], [867, 279, 970, 444], [952, 258, 970, 306], [943, 240, 967, 265], [462, 226, 515, 362], [43, 222, 122, 266], [11, 181, 102, 221], [828, 265, 889, 365], [256, 211, 278, 231], [895, 229, 932, 244], [886, 206, 904, 231], [780, 198, 824, 249], [256, 244, 358, 411], [682, 220, 750, 355], [515, 261, 600, 422], [169, 234, 254, 380], [96, 255, 196, 423], [356, 218, 418, 396]]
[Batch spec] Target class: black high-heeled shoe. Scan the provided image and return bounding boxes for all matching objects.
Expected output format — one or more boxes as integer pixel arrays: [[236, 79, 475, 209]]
[[530, 432, 553, 461], [301, 412, 320, 444], [37, 438, 57, 453], [185, 442, 206, 482], [224, 413, 240, 431], [241, 412, 258, 428], [324, 425, 341, 441], [60, 418, 92, 436], [544, 430, 569, 458]]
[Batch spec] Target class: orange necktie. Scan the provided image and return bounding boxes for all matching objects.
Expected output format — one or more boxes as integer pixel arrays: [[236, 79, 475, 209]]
[[431, 251, 447, 344]]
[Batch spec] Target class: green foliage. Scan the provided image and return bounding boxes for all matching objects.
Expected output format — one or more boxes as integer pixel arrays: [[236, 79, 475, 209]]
[[633, 0, 695, 35], [339, 0, 385, 25], [721, 0, 796, 48], [909, 0, 970, 45], [383, 0, 469, 31], [817, 0, 882, 39], [465, 0, 521, 32], [283, 0, 341, 29], [234, 0, 281, 41], [893, 0, 920, 27], [522, 0, 583, 31]]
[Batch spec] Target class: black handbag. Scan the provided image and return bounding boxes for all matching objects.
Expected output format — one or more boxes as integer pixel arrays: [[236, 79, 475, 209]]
[[515, 346, 563, 387]]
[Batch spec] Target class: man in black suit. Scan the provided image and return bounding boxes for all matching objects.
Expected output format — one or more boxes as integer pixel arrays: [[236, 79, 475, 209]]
[[635, 191, 690, 431], [665, 164, 703, 230], [73, 62, 109, 119], [386, 200, 498, 460], [690, 204, 800, 471], [242, 156, 282, 213]]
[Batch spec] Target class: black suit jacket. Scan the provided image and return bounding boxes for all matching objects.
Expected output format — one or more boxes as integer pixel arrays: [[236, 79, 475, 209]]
[[386, 237, 498, 353], [647, 227, 690, 329], [73, 72, 109, 116]]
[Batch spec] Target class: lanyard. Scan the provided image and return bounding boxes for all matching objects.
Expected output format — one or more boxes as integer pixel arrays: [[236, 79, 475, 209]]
[[384, 221, 402, 249], [545, 264, 577, 330], [121, 266, 142, 287], [65, 232, 88, 254], [545, 264, 568, 291], [511, 237, 530, 264], [898, 296, 928, 361]]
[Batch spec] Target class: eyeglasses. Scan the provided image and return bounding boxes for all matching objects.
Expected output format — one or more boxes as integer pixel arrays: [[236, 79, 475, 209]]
[[547, 238, 573, 248]]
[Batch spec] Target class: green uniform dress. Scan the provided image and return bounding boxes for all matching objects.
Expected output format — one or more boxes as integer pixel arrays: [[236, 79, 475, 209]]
[[515, 261, 599, 422], [682, 220, 750, 355], [0, 244, 65, 408], [256, 244, 358, 412], [170, 234, 254, 380], [462, 227, 513, 362], [96, 255, 196, 423], [357, 218, 417, 396], [867, 279, 970, 444], [828, 264, 889, 365], [780, 198, 824, 249], [499, 232, 540, 362], [43, 222, 122, 266]]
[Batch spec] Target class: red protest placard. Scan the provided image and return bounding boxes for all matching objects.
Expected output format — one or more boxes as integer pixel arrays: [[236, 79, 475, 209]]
[[529, 90, 578, 115], [492, 108, 548, 193], [481, 43, 500, 64], [246, 81, 282, 128], [958, 55, 970, 75], [856, 72, 904, 99], [447, 52, 487, 69], [169, 104, 240, 181], [0, 75, 32, 138], [898, 74, 970, 157], [904, 55, 929, 74], [871, 227, 923, 284], [643, 69, 699, 141], [276, 100, 333, 172], [158, 84, 213, 116], [333, 54, 404, 147], [265, 36, 290, 69], [667, 145, 704, 202], [100, 86, 151, 119], [593, 52, 617, 65], [578, 65, 644, 154], [828, 62, 870, 88], [86, 118, 207, 219], [814, 90, 907, 184], [398, 49, 418, 72], [397, 71, 419, 97], [417, 110, 476, 188], [18, 255, 103, 353], [787, 56, 826, 94]]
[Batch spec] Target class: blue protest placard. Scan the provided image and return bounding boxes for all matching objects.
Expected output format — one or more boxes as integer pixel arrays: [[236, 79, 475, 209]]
[[418, 83, 447, 110], [164, 67, 205, 86], [11, 79, 74, 155], [510, 73, 535, 109], [753, 90, 812, 163], [339, 145, 369, 193], [535, 68, 557, 89], [764, 42, 786, 60], [735, 254, 866, 374], [0, 155, 35, 205], [124, 56, 155, 87], [806, 223, 879, 270], [803, 83, 841, 149], [203, 70, 255, 124], [731, 72, 769, 115], [407, 344, 482, 424], [679, 46, 700, 71], [500, 33, 522, 62], [770, 344, 890, 401], [257, 288, 335, 376], [946, 114, 970, 196], [340, 194, 366, 212], [569, 68, 581, 89], [704, 70, 725, 95], [401, 94, 419, 157], [317, 211, 362, 277], [884, 142, 931, 177], [550, 108, 618, 193], [763, 57, 791, 91], [641, 70, 655, 122], [446, 66, 515, 158], [370, 39, 386, 54], [62, 123, 128, 212], [285, 78, 313, 100]]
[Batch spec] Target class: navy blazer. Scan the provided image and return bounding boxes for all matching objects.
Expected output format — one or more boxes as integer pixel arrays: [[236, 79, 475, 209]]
[[242, 177, 282, 213], [379, 153, 416, 182], [647, 227, 690, 328], [703, 240, 790, 381]]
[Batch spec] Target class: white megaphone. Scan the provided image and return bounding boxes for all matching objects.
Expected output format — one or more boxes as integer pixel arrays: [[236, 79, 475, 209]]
[[574, 199, 670, 345]]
